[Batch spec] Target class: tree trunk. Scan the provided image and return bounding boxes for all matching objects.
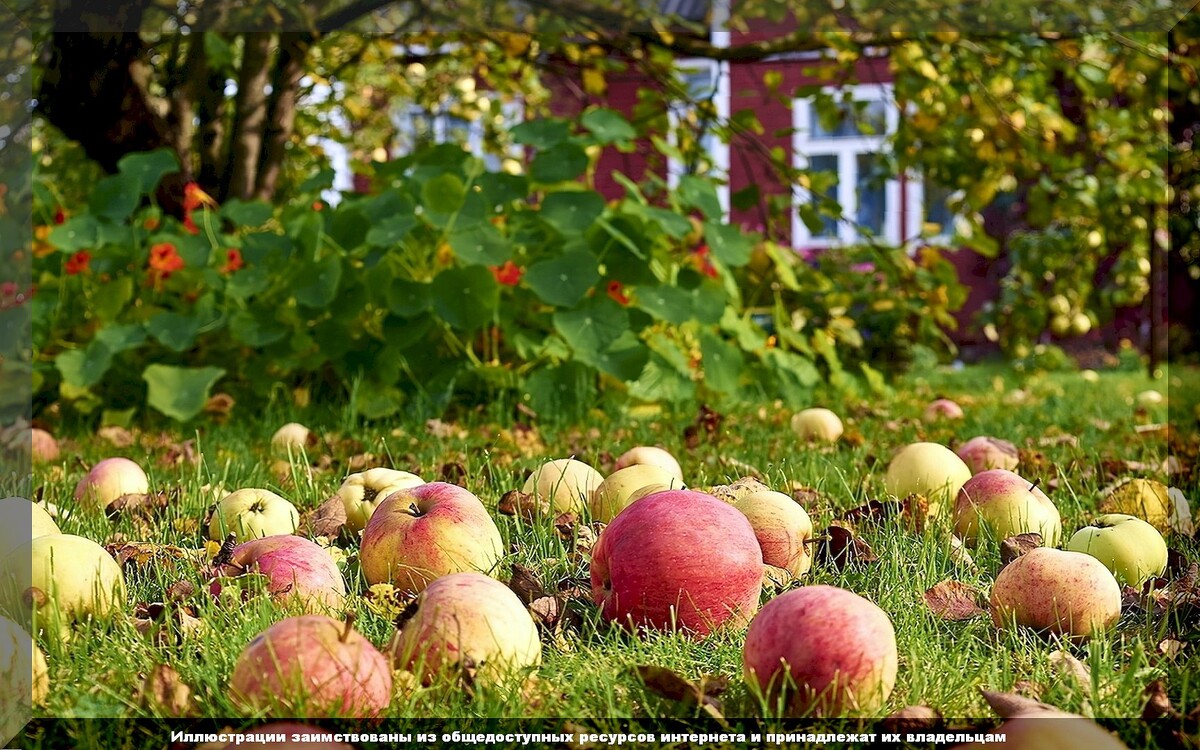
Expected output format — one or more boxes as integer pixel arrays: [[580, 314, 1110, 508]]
[[255, 33, 312, 200], [224, 32, 275, 201]]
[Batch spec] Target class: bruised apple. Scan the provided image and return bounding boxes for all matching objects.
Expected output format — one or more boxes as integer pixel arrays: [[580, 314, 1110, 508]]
[[73, 457, 149, 512], [217, 535, 347, 613], [990, 548, 1121, 641], [336, 468, 425, 533], [590, 489, 762, 637]]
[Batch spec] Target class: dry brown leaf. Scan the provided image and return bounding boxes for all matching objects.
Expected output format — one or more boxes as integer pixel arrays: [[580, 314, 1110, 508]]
[[922, 579, 987, 621], [161, 439, 200, 467], [105, 542, 202, 572], [947, 535, 979, 572], [1135, 423, 1169, 439], [439, 462, 467, 486], [1038, 434, 1080, 448], [137, 664, 194, 717], [635, 665, 727, 721], [1142, 679, 1179, 721], [1000, 532, 1043, 568], [553, 512, 580, 540], [529, 596, 561, 628], [1048, 650, 1091, 694], [838, 498, 903, 525], [105, 490, 174, 519], [762, 564, 793, 591], [97, 425, 135, 447], [301, 496, 347, 540], [1157, 639, 1185, 660], [204, 393, 235, 418], [789, 484, 822, 507], [497, 489, 543, 518], [880, 705, 943, 735], [507, 563, 548, 605], [815, 523, 878, 570], [979, 687, 1060, 718]]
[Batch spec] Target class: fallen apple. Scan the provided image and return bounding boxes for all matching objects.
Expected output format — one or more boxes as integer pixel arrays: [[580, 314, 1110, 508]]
[[208, 488, 300, 542], [1080, 369, 1100, 383], [733, 489, 814, 578], [3, 534, 126, 643], [955, 436, 1020, 474], [520, 458, 604, 516], [230, 614, 392, 717], [1099, 478, 1171, 533], [337, 468, 425, 533], [613, 446, 684, 482], [0, 615, 48, 739], [0, 497, 60, 563], [29, 428, 59, 464], [884, 442, 973, 518], [789, 408, 844, 443], [922, 398, 964, 422], [359, 482, 504, 595], [217, 535, 347, 613], [1135, 389, 1164, 408], [990, 547, 1121, 641], [271, 422, 313, 454], [389, 571, 541, 686], [590, 464, 684, 523], [1066, 514, 1168, 587], [591, 489, 763, 637], [73, 457, 150, 512], [743, 585, 897, 716], [952, 469, 1062, 547]]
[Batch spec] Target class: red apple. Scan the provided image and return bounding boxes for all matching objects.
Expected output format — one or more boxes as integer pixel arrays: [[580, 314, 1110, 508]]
[[590, 489, 763, 637], [30, 429, 59, 464], [956, 436, 1020, 474], [743, 585, 897, 716], [952, 469, 1062, 547], [216, 535, 347, 613], [73, 457, 149, 512], [359, 482, 503, 595], [990, 548, 1121, 641], [923, 398, 964, 421], [230, 614, 392, 717]]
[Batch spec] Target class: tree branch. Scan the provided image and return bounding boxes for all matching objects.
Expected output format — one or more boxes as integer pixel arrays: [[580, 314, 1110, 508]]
[[316, 0, 401, 34], [255, 32, 312, 200], [224, 32, 275, 201]]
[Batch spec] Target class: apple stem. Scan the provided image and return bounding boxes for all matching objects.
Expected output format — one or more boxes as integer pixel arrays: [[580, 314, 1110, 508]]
[[340, 612, 356, 643], [1028, 479, 1040, 492], [408, 502, 423, 518]]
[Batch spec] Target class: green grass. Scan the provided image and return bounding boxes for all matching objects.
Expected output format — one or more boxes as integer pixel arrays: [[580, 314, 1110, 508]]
[[15, 362, 1200, 747]]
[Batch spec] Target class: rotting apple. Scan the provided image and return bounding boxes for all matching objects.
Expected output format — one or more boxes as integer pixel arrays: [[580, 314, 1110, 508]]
[[520, 458, 604, 516], [1099, 478, 1171, 533], [217, 535, 347, 613], [388, 571, 541, 686], [590, 489, 763, 637], [359, 482, 503, 595], [733, 489, 814, 578], [884, 442, 973, 518], [1066, 514, 1168, 588], [590, 465, 684, 523], [922, 399, 964, 422], [952, 469, 1062, 547], [990, 547, 1121, 642], [789, 408, 844, 443], [955, 436, 1020, 474], [743, 585, 897, 717], [613, 446, 684, 482], [208, 488, 300, 542], [73, 457, 150, 512], [230, 614, 392, 717], [337, 468, 425, 534]]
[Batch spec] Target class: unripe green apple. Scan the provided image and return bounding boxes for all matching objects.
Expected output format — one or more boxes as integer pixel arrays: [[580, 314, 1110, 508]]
[[0, 498, 60, 564], [1066, 514, 1168, 587], [1070, 312, 1092, 336], [1047, 295, 1071, 316], [590, 465, 684, 523], [884, 442, 973, 518], [209, 489, 300, 542], [337, 468, 425, 533]]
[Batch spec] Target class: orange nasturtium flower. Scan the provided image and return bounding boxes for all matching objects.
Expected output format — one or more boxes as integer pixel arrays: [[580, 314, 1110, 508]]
[[606, 280, 630, 306], [220, 249, 244, 274], [691, 244, 719, 279], [490, 260, 523, 286], [183, 182, 216, 212], [148, 242, 185, 281], [64, 250, 91, 275], [182, 213, 200, 235]]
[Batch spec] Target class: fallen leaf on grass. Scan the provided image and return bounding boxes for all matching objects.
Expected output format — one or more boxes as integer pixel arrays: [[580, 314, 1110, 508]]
[[137, 664, 194, 717], [789, 484, 823, 507], [838, 498, 903, 525], [133, 603, 205, 646], [979, 687, 1060, 717], [529, 596, 561, 628], [105, 542, 203, 572], [203, 392, 234, 418], [97, 425, 136, 448], [363, 583, 415, 623], [1048, 650, 1091, 694], [1038, 434, 1080, 448], [1168, 488, 1194, 536], [105, 489, 175, 520], [1157, 639, 1185, 659], [705, 476, 769, 504], [508, 564, 548, 605], [947, 535, 978, 572], [999, 533, 1043, 569], [497, 489, 545, 518], [635, 665, 728, 721], [553, 512, 580, 540], [762, 564, 794, 591], [1142, 679, 1178, 721], [922, 580, 987, 621], [815, 523, 878, 570], [880, 705, 944, 735], [439, 462, 467, 486], [300, 496, 347, 540]]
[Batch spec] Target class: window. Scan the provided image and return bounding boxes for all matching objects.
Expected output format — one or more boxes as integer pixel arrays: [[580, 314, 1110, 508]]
[[792, 84, 918, 247], [667, 58, 731, 216], [392, 100, 523, 172]]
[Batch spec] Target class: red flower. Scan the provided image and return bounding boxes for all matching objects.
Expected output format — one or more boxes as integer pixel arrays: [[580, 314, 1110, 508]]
[[490, 260, 523, 287], [220, 248, 244, 274], [182, 213, 200, 235], [691, 244, 719, 279], [183, 182, 215, 212], [606, 280, 630, 306], [53, 206, 67, 225], [64, 250, 91, 275], [148, 242, 185, 281], [312, 201, 325, 212]]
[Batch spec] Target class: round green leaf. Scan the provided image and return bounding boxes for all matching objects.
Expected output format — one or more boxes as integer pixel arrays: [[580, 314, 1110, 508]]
[[525, 250, 600, 308], [581, 108, 637, 144], [552, 296, 629, 358], [142, 364, 226, 422], [510, 119, 571, 149], [540, 191, 606, 235], [449, 224, 509, 266], [698, 330, 744, 395], [421, 173, 466, 214], [146, 312, 202, 353], [294, 256, 342, 308], [530, 143, 588, 184], [116, 149, 180, 194], [431, 266, 500, 331]]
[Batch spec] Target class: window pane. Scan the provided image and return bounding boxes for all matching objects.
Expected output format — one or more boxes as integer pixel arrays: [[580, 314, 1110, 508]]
[[811, 98, 888, 139], [924, 179, 954, 233], [809, 154, 839, 239], [856, 153, 887, 236]]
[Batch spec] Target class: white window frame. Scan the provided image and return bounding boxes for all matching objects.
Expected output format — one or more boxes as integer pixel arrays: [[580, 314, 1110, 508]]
[[791, 83, 921, 247], [666, 57, 731, 217]]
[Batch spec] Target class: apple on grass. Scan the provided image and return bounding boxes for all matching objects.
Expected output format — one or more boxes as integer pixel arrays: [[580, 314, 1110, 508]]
[[209, 489, 300, 542], [216, 535, 347, 613], [613, 447, 683, 482], [990, 547, 1121, 642], [271, 422, 314, 454], [230, 614, 392, 717], [956, 436, 1020, 474], [520, 458, 604, 516], [30, 428, 59, 464], [389, 571, 541, 686], [790, 408, 844, 443], [743, 585, 897, 717], [359, 482, 503, 595], [74, 457, 149, 512], [922, 398, 964, 422], [1066, 514, 1168, 587], [1, 615, 49, 741], [590, 489, 763, 638], [732, 489, 814, 578], [589, 464, 684, 523], [337, 467, 425, 533], [0, 497, 60, 563], [952, 469, 1062, 547], [884, 442, 973, 519]]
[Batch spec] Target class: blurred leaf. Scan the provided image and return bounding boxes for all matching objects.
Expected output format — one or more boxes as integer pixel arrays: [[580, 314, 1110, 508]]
[[143, 365, 226, 422]]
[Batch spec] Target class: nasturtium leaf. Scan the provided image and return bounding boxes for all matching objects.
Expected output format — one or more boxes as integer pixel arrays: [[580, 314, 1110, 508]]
[[524, 362, 596, 423], [510, 119, 571, 149], [638, 206, 693, 238], [294, 256, 342, 308], [477, 172, 529, 210], [366, 215, 418, 247], [677, 175, 723, 220], [581, 108, 637, 144], [230, 310, 288, 347], [540, 191, 605, 235], [431, 266, 500, 331], [142, 364, 225, 422], [525, 250, 600, 308], [55, 343, 113, 389], [354, 379, 406, 420], [48, 216, 99, 252], [225, 266, 271, 301], [387, 279, 432, 317], [220, 199, 274, 227], [328, 207, 369, 251], [95, 324, 147, 353], [704, 222, 753, 267], [89, 173, 141, 221], [636, 285, 695, 325], [449, 224, 509, 266], [117, 149, 180, 194], [421, 173, 467, 214], [530, 143, 588, 184], [628, 353, 696, 403], [585, 331, 649, 381], [699, 330, 744, 395], [552, 296, 629, 359], [146, 312, 202, 353]]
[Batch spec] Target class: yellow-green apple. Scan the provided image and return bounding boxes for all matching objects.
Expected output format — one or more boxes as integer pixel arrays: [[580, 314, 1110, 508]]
[[743, 585, 897, 716], [219, 723, 353, 750], [626, 483, 675, 505], [216, 535, 347, 613], [732, 489, 814, 577], [359, 482, 503, 595], [1070, 312, 1092, 335], [388, 571, 541, 686], [1135, 390, 1164, 408], [1066, 514, 1168, 587], [337, 468, 425, 533], [520, 458, 603, 516], [590, 489, 763, 637], [1099, 479, 1171, 533], [0, 498, 60, 563], [613, 446, 683, 482], [208, 488, 300, 542], [955, 436, 1020, 474], [789, 408, 844, 442], [230, 614, 392, 717], [952, 469, 1062, 547], [590, 465, 684, 523], [2, 534, 126, 643], [73, 457, 149, 512], [271, 422, 313, 454], [990, 548, 1121, 641], [0, 615, 49, 741], [884, 442, 973, 518], [30, 428, 59, 464], [1080, 369, 1100, 383], [922, 398, 964, 421]]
